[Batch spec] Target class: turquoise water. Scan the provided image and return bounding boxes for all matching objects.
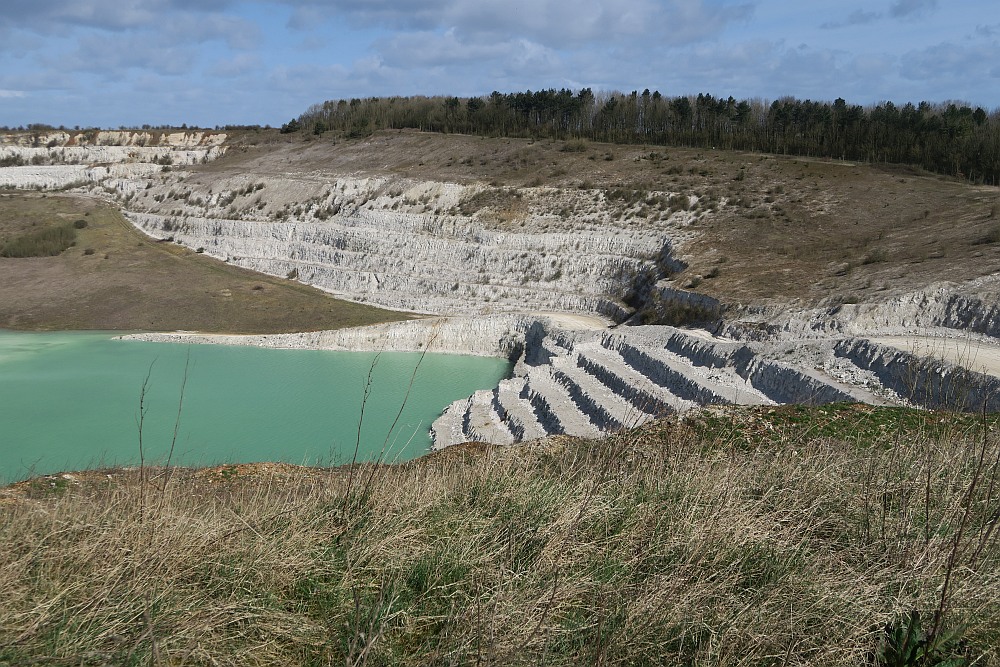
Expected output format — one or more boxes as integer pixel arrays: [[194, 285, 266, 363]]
[[0, 331, 510, 484]]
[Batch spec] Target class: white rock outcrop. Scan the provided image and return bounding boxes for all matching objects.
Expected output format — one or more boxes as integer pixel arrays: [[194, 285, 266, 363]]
[[0, 130, 225, 148], [125, 210, 663, 317], [120, 315, 539, 359], [5, 129, 1000, 451]]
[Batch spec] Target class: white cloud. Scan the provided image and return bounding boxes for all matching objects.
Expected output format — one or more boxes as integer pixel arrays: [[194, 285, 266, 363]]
[[314, 0, 752, 49], [378, 29, 552, 70], [286, 6, 327, 31], [0, 89, 26, 98], [208, 53, 263, 78], [159, 13, 261, 50], [821, 9, 882, 29], [899, 41, 999, 83], [0, 0, 236, 32], [888, 0, 937, 19], [57, 33, 198, 77]]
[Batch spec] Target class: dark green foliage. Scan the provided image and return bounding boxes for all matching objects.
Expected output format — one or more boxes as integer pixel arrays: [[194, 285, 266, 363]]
[[295, 91, 1000, 185], [658, 302, 717, 326], [639, 298, 722, 326], [279, 118, 301, 134], [873, 611, 969, 667], [0, 223, 76, 257], [72, 219, 87, 229]]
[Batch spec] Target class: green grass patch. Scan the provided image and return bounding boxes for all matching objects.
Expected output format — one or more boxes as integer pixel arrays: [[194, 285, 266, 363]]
[[0, 222, 76, 257]]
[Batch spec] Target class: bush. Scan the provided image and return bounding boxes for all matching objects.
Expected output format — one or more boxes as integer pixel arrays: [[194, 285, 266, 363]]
[[83, 248, 95, 255], [862, 248, 889, 264], [640, 298, 722, 326], [72, 219, 87, 229], [0, 224, 77, 257], [560, 139, 588, 152]]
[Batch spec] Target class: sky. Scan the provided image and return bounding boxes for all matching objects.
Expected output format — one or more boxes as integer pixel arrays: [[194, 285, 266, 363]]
[[0, 0, 997, 129]]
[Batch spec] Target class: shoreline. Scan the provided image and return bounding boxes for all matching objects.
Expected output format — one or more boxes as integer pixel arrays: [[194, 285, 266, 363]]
[[116, 312, 612, 360]]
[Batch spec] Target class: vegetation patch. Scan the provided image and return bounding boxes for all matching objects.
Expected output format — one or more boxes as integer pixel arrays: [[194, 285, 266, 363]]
[[1, 405, 998, 665], [457, 187, 526, 226], [0, 222, 76, 257], [637, 293, 723, 326]]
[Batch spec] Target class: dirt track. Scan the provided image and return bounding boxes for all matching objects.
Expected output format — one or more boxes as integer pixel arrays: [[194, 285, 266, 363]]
[[870, 336, 1000, 378]]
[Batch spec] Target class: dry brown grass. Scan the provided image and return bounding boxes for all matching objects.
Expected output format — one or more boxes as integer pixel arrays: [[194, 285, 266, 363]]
[[0, 192, 411, 332], [215, 130, 1000, 309], [2, 404, 998, 665]]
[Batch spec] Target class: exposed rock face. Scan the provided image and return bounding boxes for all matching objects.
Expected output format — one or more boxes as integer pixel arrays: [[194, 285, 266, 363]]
[[5, 130, 1000, 451], [2, 131, 676, 318], [0, 131, 226, 190], [723, 281, 1000, 341], [833, 337, 1000, 412], [125, 211, 659, 317], [113, 166, 682, 317], [432, 320, 1000, 447], [0, 130, 225, 148], [431, 323, 884, 448], [0, 164, 163, 190], [0, 146, 224, 166], [120, 315, 539, 359]]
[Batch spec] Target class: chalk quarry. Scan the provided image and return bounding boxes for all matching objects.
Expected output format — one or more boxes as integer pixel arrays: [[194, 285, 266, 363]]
[[5, 130, 1000, 448]]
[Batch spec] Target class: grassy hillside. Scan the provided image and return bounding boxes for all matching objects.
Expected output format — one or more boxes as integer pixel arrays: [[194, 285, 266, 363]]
[[2, 404, 998, 665], [0, 192, 410, 332]]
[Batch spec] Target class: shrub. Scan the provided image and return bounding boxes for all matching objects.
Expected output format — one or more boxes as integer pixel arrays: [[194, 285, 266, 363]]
[[0, 224, 77, 257], [862, 248, 889, 264], [560, 139, 588, 152], [73, 219, 87, 229]]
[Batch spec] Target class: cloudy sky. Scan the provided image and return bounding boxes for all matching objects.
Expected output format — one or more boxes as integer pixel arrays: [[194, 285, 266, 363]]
[[0, 0, 996, 128]]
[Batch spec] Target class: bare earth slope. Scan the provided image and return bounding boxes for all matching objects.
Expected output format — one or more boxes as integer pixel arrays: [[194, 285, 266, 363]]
[[0, 192, 408, 332], [208, 130, 1000, 308]]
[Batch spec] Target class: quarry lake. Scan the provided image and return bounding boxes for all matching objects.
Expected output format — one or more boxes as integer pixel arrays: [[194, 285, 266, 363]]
[[0, 330, 511, 484]]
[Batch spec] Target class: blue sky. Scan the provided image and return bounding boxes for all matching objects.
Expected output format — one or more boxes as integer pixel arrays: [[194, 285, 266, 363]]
[[0, 0, 997, 128]]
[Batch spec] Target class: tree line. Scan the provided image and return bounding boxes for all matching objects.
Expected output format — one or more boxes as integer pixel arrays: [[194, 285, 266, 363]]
[[289, 89, 1000, 185]]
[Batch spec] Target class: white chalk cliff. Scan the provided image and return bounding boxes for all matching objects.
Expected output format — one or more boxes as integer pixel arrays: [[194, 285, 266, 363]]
[[5, 130, 999, 449]]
